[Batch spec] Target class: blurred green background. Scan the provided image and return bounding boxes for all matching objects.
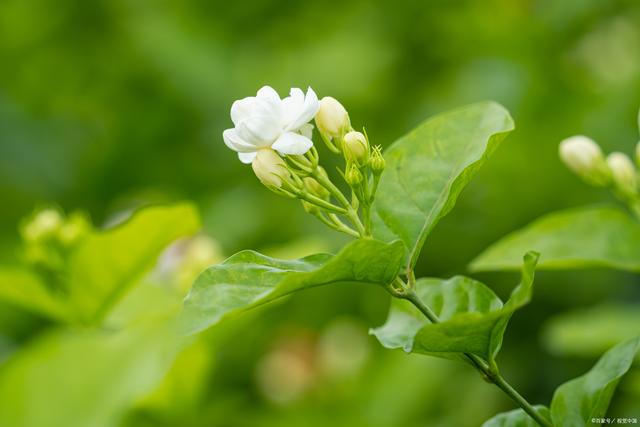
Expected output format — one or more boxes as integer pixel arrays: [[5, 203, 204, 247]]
[[1, 0, 640, 426]]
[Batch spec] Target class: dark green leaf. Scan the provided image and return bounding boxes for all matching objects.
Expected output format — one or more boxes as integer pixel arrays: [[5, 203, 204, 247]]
[[482, 406, 551, 427], [550, 336, 640, 426], [471, 206, 640, 272], [372, 253, 538, 362], [68, 203, 200, 324], [373, 101, 514, 268], [181, 239, 405, 334]]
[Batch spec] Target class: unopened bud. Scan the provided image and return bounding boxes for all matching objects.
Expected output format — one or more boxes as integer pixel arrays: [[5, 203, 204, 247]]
[[22, 209, 63, 242], [559, 136, 610, 186], [315, 97, 350, 139], [370, 145, 385, 175], [58, 213, 91, 246], [345, 164, 363, 186], [252, 149, 291, 188], [343, 131, 369, 165], [303, 177, 329, 199], [607, 152, 637, 197]]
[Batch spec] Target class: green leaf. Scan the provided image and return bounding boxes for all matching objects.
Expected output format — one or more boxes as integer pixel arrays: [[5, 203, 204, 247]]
[[371, 252, 538, 362], [543, 304, 640, 358], [550, 336, 640, 427], [372, 101, 514, 268], [470, 206, 640, 272], [482, 406, 551, 427], [68, 203, 200, 324], [0, 267, 68, 321], [181, 239, 405, 335], [0, 320, 185, 427]]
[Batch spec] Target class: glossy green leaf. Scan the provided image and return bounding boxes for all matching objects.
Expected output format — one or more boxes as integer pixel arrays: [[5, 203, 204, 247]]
[[68, 203, 200, 324], [482, 406, 550, 427], [471, 206, 640, 272], [372, 252, 537, 362], [0, 267, 68, 321], [0, 320, 185, 427], [181, 239, 405, 334], [373, 101, 514, 267], [550, 336, 640, 426]]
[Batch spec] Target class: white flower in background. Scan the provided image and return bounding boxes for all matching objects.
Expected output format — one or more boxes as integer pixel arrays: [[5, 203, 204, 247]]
[[607, 151, 637, 195], [559, 135, 610, 186], [223, 86, 319, 164]]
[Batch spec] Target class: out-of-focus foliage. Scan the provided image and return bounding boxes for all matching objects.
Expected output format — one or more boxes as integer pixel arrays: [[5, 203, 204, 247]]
[[1, 0, 640, 426], [471, 206, 640, 272]]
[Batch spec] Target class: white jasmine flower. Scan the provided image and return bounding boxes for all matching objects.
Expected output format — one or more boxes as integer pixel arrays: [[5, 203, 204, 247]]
[[223, 86, 319, 164]]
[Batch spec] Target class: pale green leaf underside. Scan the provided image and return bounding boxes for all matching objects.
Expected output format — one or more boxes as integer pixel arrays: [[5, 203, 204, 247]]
[[482, 406, 550, 427], [373, 101, 514, 267], [181, 239, 405, 334], [372, 253, 537, 361], [69, 203, 200, 324], [471, 206, 640, 272], [550, 336, 640, 427], [0, 320, 184, 427]]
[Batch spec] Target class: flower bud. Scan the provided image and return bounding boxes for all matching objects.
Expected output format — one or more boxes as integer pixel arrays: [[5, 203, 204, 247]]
[[303, 177, 329, 199], [252, 149, 291, 188], [343, 131, 369, 165], [559, 136, 610, 186], [370, 145, 385, 175], [21, 208, 63, 243], [58, 213, 91, 246], [345, 164, 363, 186], [635, 141, 640, 167], [607, 152, 637, 197], [315, 97, 350, 139]]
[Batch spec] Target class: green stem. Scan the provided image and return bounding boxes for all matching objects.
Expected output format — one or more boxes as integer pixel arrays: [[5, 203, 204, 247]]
[[313, 212, 359, 237], [312, 169, 367, 237], [298, 192, 347, 214], [401, 289, 553, 427]]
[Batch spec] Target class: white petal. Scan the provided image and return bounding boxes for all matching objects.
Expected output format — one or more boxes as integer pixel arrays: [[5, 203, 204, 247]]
[[237, 115, 282, 147], [272, 132, 313, 155], [238, 152, 258, 164], [230, 97, 254, 126], [281, 88, 305, 128], [284, 87, 319, 132], [299, 123, 314, 139], [223, 128, 256, 153], [256, 85, 281, 102]]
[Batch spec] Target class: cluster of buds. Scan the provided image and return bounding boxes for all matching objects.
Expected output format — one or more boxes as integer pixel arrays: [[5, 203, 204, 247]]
[[559, 135, 640, 207], [223, 86, 387, 238], [20, 207, 91, 272]]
